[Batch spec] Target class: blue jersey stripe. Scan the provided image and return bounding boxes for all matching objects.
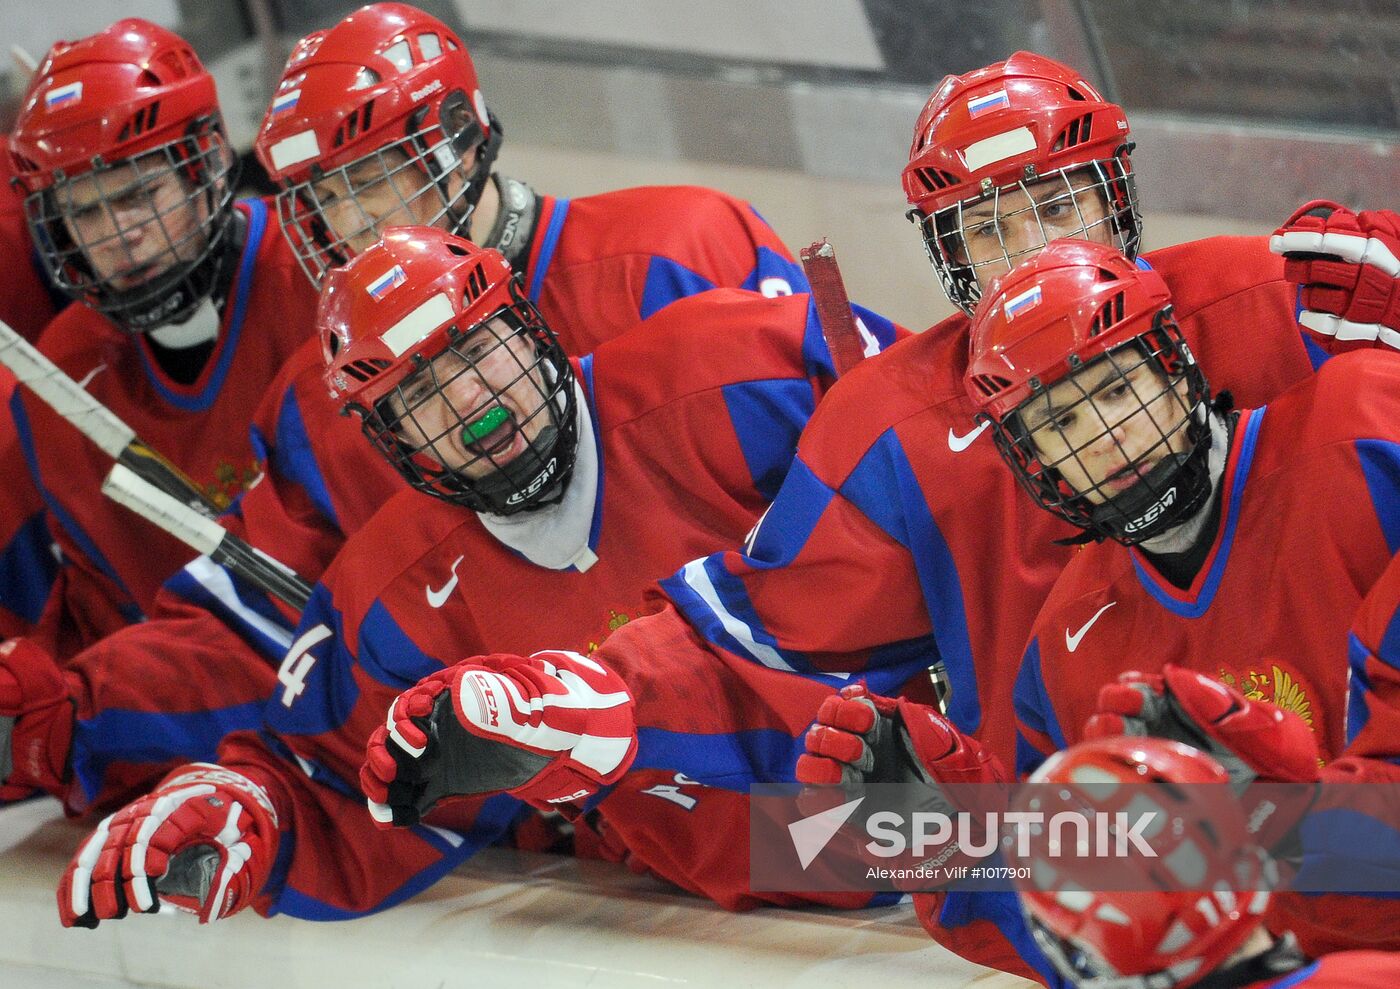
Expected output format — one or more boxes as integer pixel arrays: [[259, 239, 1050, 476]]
[[1012, 638, 1068, 778], [1356, 438, 1400, 554], [262, 585, 362, 738], [1297, 809, 1400, 897], [739, 245, 809, 298], [639, 256, 716, 320], [269, 794, 524, 920], [265, 384, 342, 530], [0, 509, 57, 624], [162, 560, 297, 662], [138, 198, 268, 413], [722, 378, 815, 501], [634, 726, 807, 789], [9, 390, 141, 618], [842, 431, 980, 734], [527, 198, 570, 303], [743, 457, 835, 565], [1131, 407, 1264, 618], [70, 701, 265, 804]]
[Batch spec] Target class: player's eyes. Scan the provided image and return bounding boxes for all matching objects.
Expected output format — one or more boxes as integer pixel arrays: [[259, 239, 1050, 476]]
[[69, 202, 102, 223]]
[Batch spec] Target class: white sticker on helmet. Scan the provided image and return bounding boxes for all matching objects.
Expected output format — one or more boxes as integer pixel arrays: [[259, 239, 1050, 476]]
[[473, 89, 489, 126], [269, 130, 322, 171], [382, 292, 455, 358], [960, 126, 1037, 174]]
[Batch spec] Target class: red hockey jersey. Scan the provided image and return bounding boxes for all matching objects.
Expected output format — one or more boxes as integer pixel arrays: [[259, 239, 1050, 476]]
[[8, 199, 319, 655], [208, 288, 875, 919], [643, 235, 1317, 984], [49, 184, 898, 819], [1014, 352, 1400, 958], [220, 183, 819, 588]]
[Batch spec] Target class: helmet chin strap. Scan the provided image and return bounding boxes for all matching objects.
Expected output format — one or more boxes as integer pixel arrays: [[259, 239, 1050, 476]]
[[1136, 410, 1228, 555]]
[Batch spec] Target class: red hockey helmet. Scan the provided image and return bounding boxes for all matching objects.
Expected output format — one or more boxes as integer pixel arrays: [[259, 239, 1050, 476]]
[[965, 240, 1212, 544], [9, 19, 237, 332], [1011, 737, 1272, 989], [902, 52, 1139, 315], [319, 225, 574, 515], [256, 3, 498, 286]]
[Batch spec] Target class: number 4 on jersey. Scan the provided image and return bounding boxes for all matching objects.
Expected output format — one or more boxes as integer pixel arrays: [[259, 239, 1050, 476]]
[[277, 624, 332, 707]]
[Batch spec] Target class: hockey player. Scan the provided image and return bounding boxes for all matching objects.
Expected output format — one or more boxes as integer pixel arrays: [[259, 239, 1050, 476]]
[[1, 20, 318, 657], [1015, 736, 1400, 989], [198, 0, 816, 596], [252, 51, 1337, 985], [955, 238, 1400, 955], [0, 2, 875, 821], [53, 227, 892, 926], [580, 52, 1321, 981]]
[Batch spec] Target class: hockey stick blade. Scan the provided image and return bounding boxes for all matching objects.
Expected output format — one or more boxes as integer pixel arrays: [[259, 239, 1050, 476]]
[[800, 239, 867, 378], [102, 464, 313, 612], [0, 317, 219, 518]]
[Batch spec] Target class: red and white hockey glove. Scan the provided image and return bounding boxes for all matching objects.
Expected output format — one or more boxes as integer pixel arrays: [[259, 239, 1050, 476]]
[[1085, 665, 1320, 860], [796, 684, 1008, 881], [1084, 665, 1319, 787], [57, 763, 279, 928], [361, 650, 637, 826], [1270, 200, 1400, 352], [0, 638, 74, 801]]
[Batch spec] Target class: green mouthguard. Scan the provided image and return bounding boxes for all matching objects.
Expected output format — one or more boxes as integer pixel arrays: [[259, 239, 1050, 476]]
[[462, 405, 511, 443]]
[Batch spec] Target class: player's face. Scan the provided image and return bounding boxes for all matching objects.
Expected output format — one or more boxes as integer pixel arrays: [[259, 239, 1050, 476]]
[[1019, 349, 1192, 505], [60, 154, 210, 289], [310, 146, 467, 257], [957, 172, 1112, 292], [386, 315, 551, 478]]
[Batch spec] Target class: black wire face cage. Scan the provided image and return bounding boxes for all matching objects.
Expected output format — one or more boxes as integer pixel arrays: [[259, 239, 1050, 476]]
[[987, 314, 1213, 546], [24, 117, 238, 333], [912, 155, 1141, 317], [276, 110, 496, 288], [360, 291, 577, 515]]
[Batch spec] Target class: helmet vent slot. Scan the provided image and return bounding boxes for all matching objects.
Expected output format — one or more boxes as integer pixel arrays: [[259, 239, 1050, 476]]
[[915, 167, 959, 192], [334, 102, 374, 149], [463, 262, 488, 304], [117, 101, 161, 142], [343, 357, 391, 383], [970, 373, 1012, 399], [1091, 291, 1126, 336], [1052, 113, 1094, 153]]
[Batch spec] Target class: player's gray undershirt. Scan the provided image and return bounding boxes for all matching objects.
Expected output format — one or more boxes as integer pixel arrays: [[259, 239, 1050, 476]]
[[1142, 409, 1232, 563]]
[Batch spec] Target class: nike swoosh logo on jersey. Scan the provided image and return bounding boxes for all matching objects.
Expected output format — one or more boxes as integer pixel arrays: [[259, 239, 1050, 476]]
[[1065, 601, 1117, 653], [425, 555, 466, 609], [947, 420, 990, 453]]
